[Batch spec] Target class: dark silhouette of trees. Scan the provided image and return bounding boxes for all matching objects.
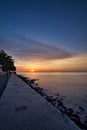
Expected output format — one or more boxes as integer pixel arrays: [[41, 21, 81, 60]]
[[0, 49, 16, 72]]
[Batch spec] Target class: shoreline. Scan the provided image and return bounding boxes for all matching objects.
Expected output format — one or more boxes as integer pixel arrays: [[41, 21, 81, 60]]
[[17, 73, 87, 130]]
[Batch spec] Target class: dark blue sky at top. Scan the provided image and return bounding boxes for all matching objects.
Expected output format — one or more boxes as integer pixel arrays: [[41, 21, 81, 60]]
[[0, 0, 87, 54]]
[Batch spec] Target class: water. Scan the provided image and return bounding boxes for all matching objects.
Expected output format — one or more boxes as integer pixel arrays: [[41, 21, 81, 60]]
[[18, 72, 87, 114]]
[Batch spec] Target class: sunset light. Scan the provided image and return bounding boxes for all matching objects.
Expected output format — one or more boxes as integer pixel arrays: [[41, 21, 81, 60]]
[[0, 1, 87, 129], [30, 69, 35, 72], [0, 0, 87, 73]]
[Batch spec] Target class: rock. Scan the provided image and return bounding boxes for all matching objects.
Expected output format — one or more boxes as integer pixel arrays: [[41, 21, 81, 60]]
[[70, 114, 84, 128], [58, 106, 67, 113], [46, 96, 54, 102], [57, 99, 63, 107], [64, 108, 74, 117], [79, 106, 85, 112], [84, 115, 87, 124]]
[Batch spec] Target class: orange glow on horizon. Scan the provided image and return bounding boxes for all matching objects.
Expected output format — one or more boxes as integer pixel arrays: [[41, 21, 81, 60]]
[[16, 54, 87, 72]]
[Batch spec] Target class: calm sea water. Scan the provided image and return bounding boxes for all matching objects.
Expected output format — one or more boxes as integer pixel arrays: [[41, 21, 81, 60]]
[[18, 72, 87, 112]]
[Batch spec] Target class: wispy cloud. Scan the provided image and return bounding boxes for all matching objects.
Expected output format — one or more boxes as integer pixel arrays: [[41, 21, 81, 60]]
[[0, 34, 73, 61]]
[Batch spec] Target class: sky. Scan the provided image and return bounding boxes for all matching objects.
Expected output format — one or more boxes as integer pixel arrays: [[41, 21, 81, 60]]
[[0, 0, 87, 72]]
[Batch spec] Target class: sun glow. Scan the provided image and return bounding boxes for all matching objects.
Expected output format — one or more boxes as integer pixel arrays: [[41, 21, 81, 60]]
[[16, 54, 87, 72], [30, 69, 35, 72]]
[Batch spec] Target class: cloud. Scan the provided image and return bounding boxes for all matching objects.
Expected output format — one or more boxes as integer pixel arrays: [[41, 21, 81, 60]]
[[0, 34, 73, 61]]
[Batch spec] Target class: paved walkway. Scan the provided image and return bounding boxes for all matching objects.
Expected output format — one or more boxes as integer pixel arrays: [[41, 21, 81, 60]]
[[0, 73, 80, 130]]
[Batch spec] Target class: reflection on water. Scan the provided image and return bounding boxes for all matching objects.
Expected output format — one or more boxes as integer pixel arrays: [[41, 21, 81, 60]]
[[18, 72, 87, 111]]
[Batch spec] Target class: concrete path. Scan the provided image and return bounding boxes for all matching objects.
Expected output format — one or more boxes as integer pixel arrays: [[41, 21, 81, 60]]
[[0, 73, 80, 130]]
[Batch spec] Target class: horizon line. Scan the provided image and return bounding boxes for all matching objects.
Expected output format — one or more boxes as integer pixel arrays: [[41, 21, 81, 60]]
[[17, 71, 87, 73]]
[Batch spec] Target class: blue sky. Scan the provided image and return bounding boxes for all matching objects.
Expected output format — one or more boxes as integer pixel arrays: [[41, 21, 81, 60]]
[[0, 0, 87, 71]]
